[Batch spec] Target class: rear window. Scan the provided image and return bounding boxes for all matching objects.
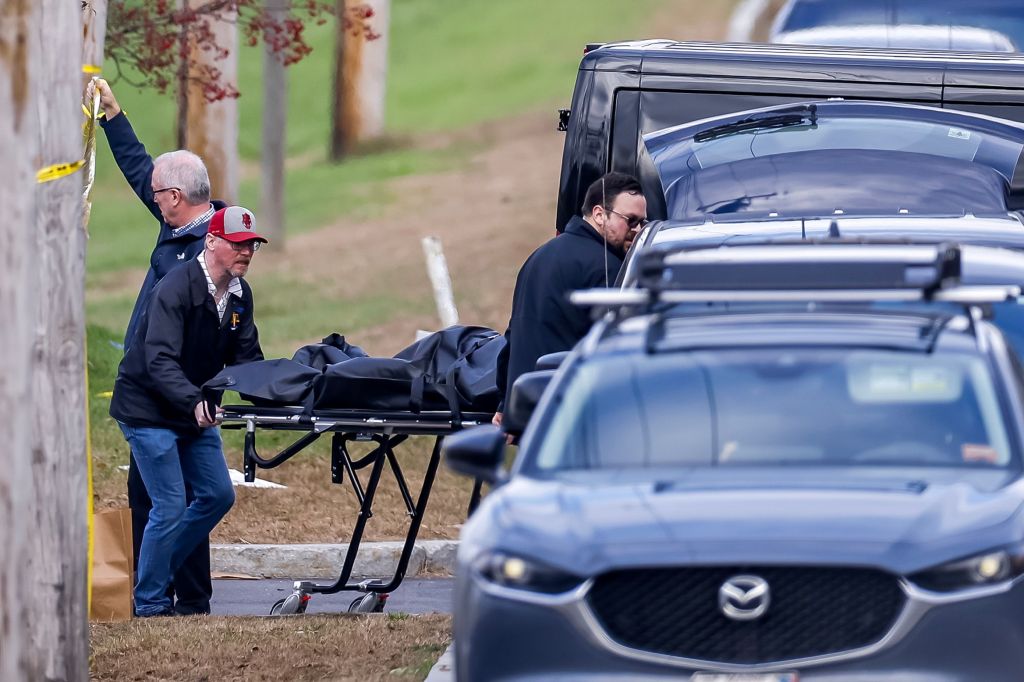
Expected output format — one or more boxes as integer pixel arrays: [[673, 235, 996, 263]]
[[532, 348, 1014, 471]]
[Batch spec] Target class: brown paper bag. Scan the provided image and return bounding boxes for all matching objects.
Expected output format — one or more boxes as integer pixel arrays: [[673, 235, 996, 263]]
[[90, 508, 134, 622]]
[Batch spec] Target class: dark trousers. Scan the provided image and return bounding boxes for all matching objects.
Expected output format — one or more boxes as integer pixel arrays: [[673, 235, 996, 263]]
[[128, 451, 213, 615]]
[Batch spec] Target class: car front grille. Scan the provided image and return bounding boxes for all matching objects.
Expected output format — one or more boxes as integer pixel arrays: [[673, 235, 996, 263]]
[[586, 566, 905, 664]]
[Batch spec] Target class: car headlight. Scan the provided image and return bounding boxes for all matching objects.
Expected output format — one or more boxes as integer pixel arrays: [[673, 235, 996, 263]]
[[910, 546, 1024, 592], [474, 551, 584, 594]]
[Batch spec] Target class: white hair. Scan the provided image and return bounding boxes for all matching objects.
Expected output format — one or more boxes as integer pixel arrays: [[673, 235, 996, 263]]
[[153, 150, 211, 205]]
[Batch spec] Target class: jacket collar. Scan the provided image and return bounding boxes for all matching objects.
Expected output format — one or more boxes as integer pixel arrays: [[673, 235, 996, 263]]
[[563, 214, 624, 258], [165, 199, 228, 242]]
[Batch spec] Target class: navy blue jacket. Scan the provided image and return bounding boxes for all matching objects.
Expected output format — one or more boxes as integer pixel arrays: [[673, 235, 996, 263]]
[[496, 216, 624, 410], [100, 113, 226, 349], [110, 258, 263, 433]]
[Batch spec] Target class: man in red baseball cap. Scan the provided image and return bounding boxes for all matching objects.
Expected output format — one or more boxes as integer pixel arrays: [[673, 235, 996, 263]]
[[205, 206, 268, 283], [110, 206, 266, 617]]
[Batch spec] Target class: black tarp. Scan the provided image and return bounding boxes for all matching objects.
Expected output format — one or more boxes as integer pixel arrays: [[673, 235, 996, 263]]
[[203, 326, 505, 416]]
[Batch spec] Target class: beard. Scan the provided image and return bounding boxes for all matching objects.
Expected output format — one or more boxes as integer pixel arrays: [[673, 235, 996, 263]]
[[229, 259, 251, 278]]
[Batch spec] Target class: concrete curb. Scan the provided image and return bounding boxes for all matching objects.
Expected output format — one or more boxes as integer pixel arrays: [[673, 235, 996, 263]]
[[425, 644, 455, 682], [211, 540, 459, 579]]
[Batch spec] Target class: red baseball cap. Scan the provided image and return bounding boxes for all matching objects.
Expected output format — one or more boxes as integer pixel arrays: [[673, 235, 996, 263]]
[[208, 206, 268, 243]]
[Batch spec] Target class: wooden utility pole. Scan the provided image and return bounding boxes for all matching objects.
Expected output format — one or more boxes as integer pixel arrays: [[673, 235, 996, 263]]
[[1, 0, 89, 679], [330, 0, 390, 160], [261, 0, 288, 247], [81, 0, 107, 82], [180, 4, 240, 203], [0, 0, 37, 677]]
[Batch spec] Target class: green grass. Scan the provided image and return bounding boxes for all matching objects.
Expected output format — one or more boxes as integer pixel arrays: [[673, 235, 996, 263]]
[[87, 0, 668, 476], [87, 324, 132, 493]]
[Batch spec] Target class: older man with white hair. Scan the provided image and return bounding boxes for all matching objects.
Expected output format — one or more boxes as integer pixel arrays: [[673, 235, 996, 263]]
[[88, 78, 227, 616]]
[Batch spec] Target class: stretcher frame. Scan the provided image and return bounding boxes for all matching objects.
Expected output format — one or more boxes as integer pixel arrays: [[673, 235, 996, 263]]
[[219, 404, 490, 613]]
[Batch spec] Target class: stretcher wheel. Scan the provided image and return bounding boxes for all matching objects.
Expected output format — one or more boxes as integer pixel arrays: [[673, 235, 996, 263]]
[[348, 592, 387, 613], [270, 592, 308, 616]]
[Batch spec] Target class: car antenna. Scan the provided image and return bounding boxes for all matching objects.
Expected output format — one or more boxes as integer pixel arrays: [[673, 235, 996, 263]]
[[602, 176, 609, 287], [828, 219, 841, 239]]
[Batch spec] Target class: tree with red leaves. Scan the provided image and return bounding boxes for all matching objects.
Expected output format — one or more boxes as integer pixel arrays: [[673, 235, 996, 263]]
[[98, 0, 378, 103]]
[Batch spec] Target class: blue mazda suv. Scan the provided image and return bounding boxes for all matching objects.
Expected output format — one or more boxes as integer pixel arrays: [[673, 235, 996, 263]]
[[445, 243, 1024, 681]]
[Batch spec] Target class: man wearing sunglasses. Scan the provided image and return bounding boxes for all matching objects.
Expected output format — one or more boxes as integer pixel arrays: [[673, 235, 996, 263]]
[[87, 78, 227, 616], [110, 206, 267, 617], [494, 172, 647, 428]]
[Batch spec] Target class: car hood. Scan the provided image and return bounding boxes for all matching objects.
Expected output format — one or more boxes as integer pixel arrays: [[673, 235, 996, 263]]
[[469, 468, 1024, 576]]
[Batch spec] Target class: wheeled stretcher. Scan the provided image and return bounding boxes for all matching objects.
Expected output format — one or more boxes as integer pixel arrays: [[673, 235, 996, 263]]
[[219, 405, 490, 614]]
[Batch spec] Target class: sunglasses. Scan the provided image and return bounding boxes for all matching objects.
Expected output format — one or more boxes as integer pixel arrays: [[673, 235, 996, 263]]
[[606, 207, 648, 230]]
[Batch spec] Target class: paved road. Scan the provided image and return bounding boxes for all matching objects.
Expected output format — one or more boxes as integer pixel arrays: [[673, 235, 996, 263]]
[[210, 577, 455, 616]]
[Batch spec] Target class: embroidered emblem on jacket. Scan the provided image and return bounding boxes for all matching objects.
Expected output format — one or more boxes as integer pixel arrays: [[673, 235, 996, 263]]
[[177, 252, 185, 260]]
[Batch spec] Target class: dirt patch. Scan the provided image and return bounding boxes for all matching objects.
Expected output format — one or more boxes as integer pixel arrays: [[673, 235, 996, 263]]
[[649, 0, 737, 41], [267, 109, 562, 355], [90, 613, 451, 681], [87, 267, 147, 302]]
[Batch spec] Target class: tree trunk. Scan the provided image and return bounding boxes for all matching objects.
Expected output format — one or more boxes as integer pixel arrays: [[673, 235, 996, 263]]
[[176, 0, 190, 149], [180, 4, 240, 203], [330, 0, 390, 161], [1, 0, 88, 679], [261, 0, 288, 247], [329, 0, 347, 160]]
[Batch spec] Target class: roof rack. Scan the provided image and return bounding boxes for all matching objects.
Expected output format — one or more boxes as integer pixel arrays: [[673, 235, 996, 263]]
[[570, 242, 1021, 309]]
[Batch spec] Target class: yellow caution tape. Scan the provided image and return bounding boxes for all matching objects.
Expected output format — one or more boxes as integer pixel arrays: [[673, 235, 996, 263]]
[[82, 64, 101, 75], [36, 159, 85, 183]]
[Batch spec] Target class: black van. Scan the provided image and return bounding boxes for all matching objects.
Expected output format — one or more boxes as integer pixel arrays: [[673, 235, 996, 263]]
[[556, 40, 1024, 232]]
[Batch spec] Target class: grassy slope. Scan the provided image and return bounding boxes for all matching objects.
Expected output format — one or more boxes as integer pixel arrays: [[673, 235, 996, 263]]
[[88, 0, 664, 512]]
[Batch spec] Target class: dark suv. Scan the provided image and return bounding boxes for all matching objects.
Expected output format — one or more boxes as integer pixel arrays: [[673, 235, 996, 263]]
[[445, 243, 1024, 681], [557, 40, 1024, 232]]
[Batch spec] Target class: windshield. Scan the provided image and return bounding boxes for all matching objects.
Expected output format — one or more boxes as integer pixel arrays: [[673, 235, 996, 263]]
[[690, 117, 1021, 181], [645, 109, 1024, 219], [532, 349, 1014, 472]]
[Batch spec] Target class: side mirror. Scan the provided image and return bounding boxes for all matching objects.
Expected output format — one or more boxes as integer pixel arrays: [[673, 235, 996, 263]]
[[504, 369, 555, 435], [444, 425, 507, 484], [535, 351, 570, 371]]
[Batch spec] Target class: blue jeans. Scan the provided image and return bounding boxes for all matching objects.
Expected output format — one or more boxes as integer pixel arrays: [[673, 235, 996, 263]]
[[117, 423, 234, 616]]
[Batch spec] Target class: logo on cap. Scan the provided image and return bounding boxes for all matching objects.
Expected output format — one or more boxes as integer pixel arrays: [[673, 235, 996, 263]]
[[242, 212, 252, 230]]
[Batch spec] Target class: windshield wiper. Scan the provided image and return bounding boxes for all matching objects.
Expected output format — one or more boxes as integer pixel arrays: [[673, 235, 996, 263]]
[[694, 104, 819, 143]]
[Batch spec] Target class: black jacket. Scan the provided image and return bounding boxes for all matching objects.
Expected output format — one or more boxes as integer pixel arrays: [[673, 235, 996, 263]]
[[496, 216, 624, 410], [110, 258, 263, 432], [100, 112, 226, 350]]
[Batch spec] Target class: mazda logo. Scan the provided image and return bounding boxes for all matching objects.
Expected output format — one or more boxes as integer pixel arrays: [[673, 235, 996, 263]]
[[719, 574, 770, 621]]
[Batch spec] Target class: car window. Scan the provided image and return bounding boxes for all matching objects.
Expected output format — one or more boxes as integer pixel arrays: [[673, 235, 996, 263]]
[[777, 0, 1024, 51], [778, 0, 889, 33], [532, 348, 1013, 471], [891, 0, 1024, 51]]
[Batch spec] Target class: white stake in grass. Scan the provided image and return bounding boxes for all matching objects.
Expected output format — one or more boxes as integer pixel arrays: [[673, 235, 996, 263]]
[[422, 236, 460, 329]]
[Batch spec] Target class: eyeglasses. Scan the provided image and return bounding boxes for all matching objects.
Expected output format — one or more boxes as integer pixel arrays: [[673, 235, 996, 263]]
[[605, 207, 648, 230], [152, 186, 181, 195], [216, 235, 262, 252]]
